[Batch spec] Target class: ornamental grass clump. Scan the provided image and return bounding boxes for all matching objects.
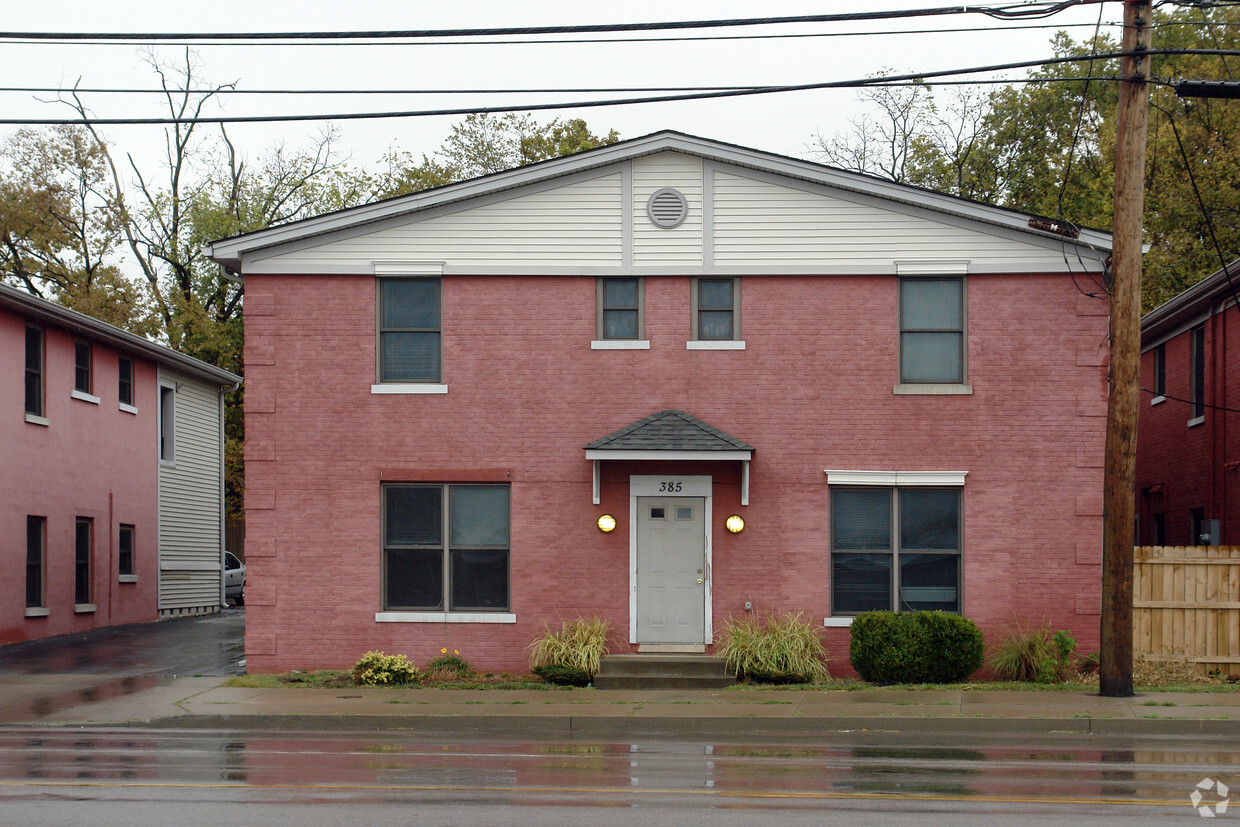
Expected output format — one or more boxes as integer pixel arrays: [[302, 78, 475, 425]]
[[527, 616, 611, 685], [350, 651, 421, 686], [716, 611, 830, 684], [423, 649, 473, 682], [987, 623, 1077, 684]]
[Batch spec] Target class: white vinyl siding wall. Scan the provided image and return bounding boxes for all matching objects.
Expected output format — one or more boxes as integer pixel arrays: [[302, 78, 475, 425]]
[[632, 153, 703, 265], [158, 368, 225, 612]]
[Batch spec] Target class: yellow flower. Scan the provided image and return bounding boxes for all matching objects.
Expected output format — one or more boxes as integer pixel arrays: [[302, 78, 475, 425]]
[[441, 648, 447, 654], [453, 650, 459, 655]]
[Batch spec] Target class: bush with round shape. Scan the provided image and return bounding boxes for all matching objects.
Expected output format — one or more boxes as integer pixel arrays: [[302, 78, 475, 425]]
[[849, 610, 983, 684], [350, 651, 421, 686]]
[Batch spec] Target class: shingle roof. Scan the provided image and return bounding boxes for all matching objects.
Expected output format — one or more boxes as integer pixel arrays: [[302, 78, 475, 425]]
[[585, 409, 753, 453]]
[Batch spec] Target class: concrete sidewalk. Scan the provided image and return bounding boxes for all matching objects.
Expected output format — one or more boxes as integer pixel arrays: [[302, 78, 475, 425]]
[[4, 674, 1240, 737]]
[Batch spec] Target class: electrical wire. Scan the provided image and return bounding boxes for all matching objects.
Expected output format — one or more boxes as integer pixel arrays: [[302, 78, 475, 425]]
[[1141, 387, 1240, 413]]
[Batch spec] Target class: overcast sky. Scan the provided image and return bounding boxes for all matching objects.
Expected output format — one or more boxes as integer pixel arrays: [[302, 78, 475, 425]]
[[1, 1, 1125, 174]]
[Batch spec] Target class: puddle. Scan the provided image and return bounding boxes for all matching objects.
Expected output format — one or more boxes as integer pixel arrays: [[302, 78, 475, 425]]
[[0, 675, 162, 723]]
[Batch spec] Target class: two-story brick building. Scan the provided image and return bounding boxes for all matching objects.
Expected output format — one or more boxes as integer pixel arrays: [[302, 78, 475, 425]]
[[1137, 260, 1240, 546], [2, 283, 240, 645], [207, 131, 1112, 674]]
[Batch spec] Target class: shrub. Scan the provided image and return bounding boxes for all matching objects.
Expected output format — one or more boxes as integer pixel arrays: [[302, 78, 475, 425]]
[[531, 664, 591, 686], [528, 616, 611, 678], [424, 649, 473, 681], [987, 623, 1078, 683], [350, 651, 420, 686], [849, 611, 983, 684], [716, 611, 830, 684]]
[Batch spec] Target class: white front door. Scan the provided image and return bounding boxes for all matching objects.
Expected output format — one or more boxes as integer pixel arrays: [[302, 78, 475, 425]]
[[635, 496, 706, 643]]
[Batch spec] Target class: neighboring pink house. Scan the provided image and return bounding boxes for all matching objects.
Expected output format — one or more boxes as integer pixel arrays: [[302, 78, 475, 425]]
[[206, 132, 1113, 675], [2, 284, 239, 645], [1137, 259, 1240, 546]]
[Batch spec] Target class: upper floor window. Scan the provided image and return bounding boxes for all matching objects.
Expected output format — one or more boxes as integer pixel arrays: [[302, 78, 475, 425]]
[[1152, 343, 1166, 399], [1189, 324, 1205, 423], [899, 278, 965, 384], [692, 278, 740, 341], [25, 326, 43, 416], [379, 278, 441, 383], [159, 384, 176, 463], [597, 278, 644, 340], [118, 357, 134, 407], [74, 341, 92, 394]]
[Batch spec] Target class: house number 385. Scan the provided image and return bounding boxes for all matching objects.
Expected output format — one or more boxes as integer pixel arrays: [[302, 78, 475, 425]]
[[658, 481, 683, 493]]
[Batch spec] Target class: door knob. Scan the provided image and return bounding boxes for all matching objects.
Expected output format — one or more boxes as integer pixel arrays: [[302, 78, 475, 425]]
[[697, 578, 704, 584]]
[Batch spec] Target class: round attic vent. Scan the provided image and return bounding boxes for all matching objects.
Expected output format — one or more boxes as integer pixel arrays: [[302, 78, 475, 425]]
[[646, 187, 688, 229]]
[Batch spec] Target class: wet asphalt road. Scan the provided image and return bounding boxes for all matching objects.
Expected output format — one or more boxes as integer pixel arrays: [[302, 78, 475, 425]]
[[0, 727, 1230, 824], [0, 609, 245, 677]]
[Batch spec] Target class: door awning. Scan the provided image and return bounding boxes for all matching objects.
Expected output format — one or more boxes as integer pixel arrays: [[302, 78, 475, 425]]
[[584, 409, 754, 505]]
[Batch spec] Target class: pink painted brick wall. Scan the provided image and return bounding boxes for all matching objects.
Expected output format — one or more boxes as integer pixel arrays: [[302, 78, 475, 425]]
[[1, 306, 159, 644], [244, 272, 1108, 674]]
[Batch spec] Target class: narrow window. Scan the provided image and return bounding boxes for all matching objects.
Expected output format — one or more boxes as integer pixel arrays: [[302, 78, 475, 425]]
[[379, 278, 441, 383], [26, 516, 45, 609], [1189, 325, 1205, 421], [383, 484, 510, 612], [693, 278, 740, 341], [598, 278, 643, 340], [25, 326, 43, 416], [74, 340, 92, 394], [118, 357, 134, 406], [1152, 513, 1166, 546], [119, 524, 135, 577], [159, 385, 175, 462], [900, 278, 965, 384], [75, 517, 93, 605], [1152, 343, 1165, 398]]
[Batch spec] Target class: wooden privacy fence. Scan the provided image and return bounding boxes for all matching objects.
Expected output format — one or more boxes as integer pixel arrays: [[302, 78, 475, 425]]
[[1134, 546, 1240, 677]]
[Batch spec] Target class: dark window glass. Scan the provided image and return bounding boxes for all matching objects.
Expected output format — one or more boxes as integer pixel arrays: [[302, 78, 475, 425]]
[[900, 489, 960, 551], [380, 279, 441, 382], [832, 553, 891, 614], [697, 279, 735, 340], [450, 549, 509, 610], [159, 386, 175, 461], [1152, 513, 1166, 546], [1152, 344, 1165, 397], [385, 549, 444, 610], [1190, 325, 1205, 419], [386, 487, 442, 546], [119, 524, 135, 576], [119, 357, 134, 406], [831, 488, 891, 550], [26, 516, 44, 609], [899, 553, 959, 612], [900, 278, 964, 383], [75, 341, 91, 393], [75, 518, 92, 604], [602, 278, 640, 339], [25, 327, 43, 416]]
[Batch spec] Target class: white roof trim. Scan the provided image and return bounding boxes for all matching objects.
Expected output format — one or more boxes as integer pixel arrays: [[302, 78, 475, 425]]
[[374, 261, 444, 276], [825, 470, 968, 486], [896, 260, 971, 275], [205, 131, 1113, 272], [587, 449, 752, 461]]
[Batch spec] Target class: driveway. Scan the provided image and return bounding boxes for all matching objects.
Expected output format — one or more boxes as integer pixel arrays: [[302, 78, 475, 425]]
[[0, 608, 245, 678]]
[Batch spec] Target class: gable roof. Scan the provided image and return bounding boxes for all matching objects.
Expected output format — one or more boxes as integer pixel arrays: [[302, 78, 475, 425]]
[[0, 283, 241, 387], [1142, 258, 1240, 344], [585, 409, 753, 454], [205, 130, 1112, 273]]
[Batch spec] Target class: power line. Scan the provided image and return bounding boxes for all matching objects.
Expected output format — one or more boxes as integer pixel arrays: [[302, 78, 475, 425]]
[[3, 50, 1211, 126], [1141, 386, 1240, 413], [0, 3, 1098, 43]]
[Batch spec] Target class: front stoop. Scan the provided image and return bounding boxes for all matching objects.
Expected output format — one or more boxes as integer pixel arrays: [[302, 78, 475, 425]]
[[592, 654, 736, 690]]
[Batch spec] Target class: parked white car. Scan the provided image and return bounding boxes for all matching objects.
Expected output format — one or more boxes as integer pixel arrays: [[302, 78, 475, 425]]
[[224, 551, 245, 605]]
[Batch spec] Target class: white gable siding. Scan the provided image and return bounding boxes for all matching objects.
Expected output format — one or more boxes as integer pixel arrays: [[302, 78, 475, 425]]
[[711, 171, 1080, 271], [632, 152, 703, 265], [158, 368, 225, 613], [255, 173, 624, 271]]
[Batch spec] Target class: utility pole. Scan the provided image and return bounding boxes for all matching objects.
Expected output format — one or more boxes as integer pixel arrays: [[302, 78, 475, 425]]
[[1101, 0, 1152, 698]]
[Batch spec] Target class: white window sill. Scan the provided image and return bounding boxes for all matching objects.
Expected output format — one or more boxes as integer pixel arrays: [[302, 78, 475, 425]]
[[687, 340, 746, 350], [1188, 415, 1205, 428], [591, 340, 650, 350], [893, 383, 973, 395], [371, 384, 448, 395], [1150, 395, 1166, 406], [71, 389, 101, 405], [25, 413, 49, 427], [824, 617, 853, 628], [119, 402, 139, 415], [160, 459, 176, 468], [375, 612, 516, 624], [118, 575, 139, 583], [24, 607, 49, 618], [74, 603, 97, 614]]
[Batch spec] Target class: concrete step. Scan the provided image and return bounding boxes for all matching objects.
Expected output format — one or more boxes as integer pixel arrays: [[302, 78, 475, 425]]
[[592, 654, 736, 690]]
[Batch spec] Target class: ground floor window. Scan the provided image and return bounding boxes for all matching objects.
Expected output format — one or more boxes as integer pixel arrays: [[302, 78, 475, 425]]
[[830, 487, 961, 615], [75, 517, 93, 605], [26, 516, 45, 609], [382, 484, 510, 612]]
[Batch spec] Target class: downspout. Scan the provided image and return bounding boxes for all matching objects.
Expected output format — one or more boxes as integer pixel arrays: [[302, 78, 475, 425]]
[[107, 489, 114, 623]]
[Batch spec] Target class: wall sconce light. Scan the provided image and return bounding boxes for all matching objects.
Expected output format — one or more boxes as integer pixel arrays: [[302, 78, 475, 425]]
[[597, 514, 617, 533], [725, 515, 745, 534]]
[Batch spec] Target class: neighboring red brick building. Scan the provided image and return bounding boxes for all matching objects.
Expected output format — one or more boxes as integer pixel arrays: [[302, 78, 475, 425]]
[[1137, 260, 1240, 547], [207, 132, 1113, 674], [2, 284, 239, 645]]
